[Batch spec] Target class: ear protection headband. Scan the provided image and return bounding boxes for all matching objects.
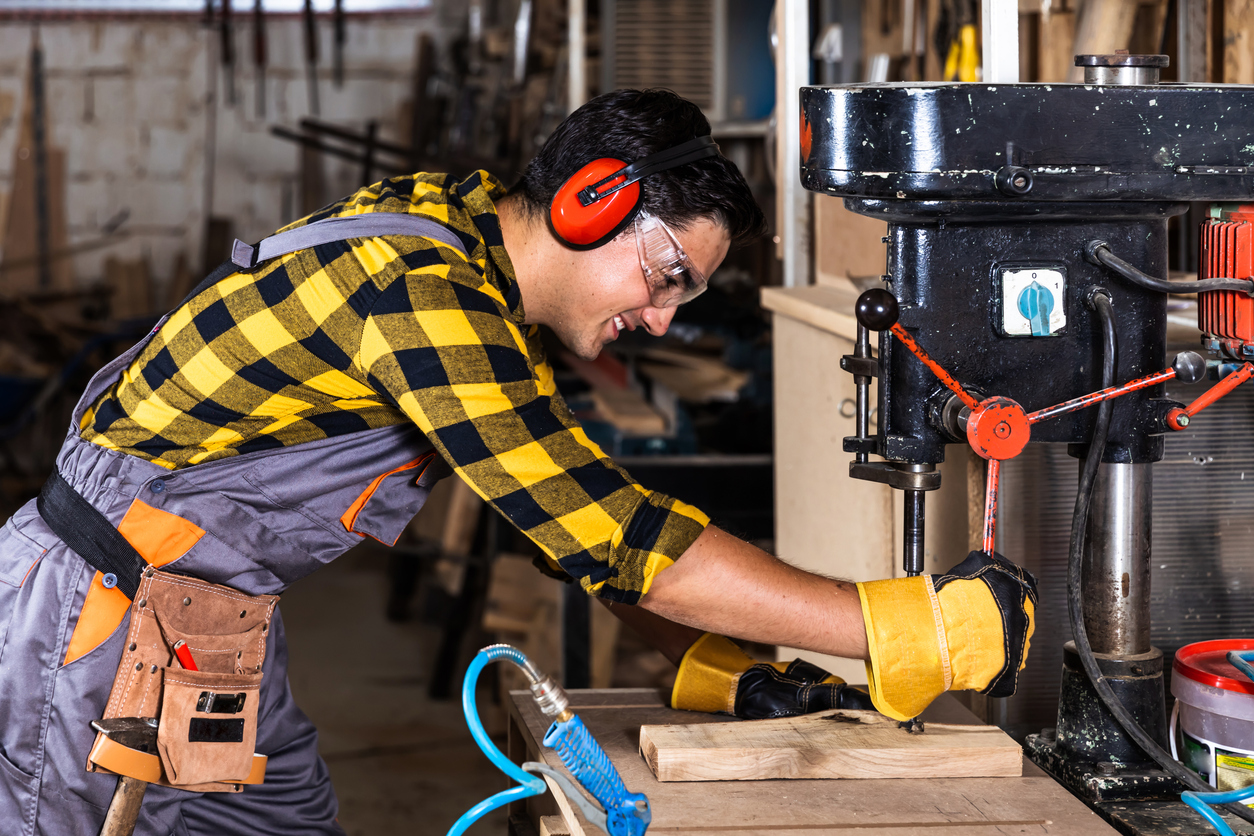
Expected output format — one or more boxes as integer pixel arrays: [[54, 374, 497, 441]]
[[549, 135, 720, 250]]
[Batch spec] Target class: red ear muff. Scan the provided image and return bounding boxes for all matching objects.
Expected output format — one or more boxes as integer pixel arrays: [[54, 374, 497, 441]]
[[548, 136, 721, 250], [550, 158, 642, 250]]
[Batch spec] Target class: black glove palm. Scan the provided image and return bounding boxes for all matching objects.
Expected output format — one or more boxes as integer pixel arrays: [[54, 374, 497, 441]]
[[734, 659, 876, 720]]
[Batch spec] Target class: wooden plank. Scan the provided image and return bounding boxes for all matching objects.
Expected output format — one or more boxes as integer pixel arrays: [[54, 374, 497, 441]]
[[1226, 0, 1254, 84], [760, 285, 860, 338], [639, 709, 1023, 783], [3, 56, 70, 296], [1069, 0, 1140, 81], [588, 387, 666, 435], [537, 816, 570, 836], [507, 689, 1120, 835], [1038, 7, 1077, 83], [104, 256, 153, 320], [812, 196, 888, 286]]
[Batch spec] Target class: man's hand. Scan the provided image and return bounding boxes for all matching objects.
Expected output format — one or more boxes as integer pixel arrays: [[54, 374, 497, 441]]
[[670, 633, 875, 719], [857, 550, 1038, 721]]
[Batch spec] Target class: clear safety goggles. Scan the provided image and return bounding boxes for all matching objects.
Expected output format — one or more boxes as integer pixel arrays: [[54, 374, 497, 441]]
[[634, 211, 708, 308]]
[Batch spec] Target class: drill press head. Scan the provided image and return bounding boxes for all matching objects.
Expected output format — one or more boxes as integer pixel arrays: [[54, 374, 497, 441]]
[[802, 60, 1254, 468]]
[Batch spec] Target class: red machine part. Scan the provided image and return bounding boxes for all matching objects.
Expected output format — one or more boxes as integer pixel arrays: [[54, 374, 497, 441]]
[[966, 397, 1030, 461], [862, 273, 1252, 556], [1166, 362, 1254, 430], [880, 310, 1189, 556], [1199, 205, 1254, 356]]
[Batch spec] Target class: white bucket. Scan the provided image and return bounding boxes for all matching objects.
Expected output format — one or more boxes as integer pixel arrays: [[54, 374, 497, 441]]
[[1171, 640, 1254, 796]]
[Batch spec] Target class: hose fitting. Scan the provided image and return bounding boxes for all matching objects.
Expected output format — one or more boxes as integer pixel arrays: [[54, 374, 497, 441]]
[[530, 675, 571, 719]]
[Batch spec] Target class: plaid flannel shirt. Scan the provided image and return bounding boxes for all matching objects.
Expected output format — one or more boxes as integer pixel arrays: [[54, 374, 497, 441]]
[[80, 171, 707, 602]]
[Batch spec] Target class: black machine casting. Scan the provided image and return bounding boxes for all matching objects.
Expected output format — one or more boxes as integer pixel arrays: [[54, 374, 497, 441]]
[[805, 52, 1254, 833]]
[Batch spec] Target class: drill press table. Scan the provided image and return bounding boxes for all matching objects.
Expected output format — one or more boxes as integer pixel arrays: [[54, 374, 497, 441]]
[[504, 688, 1118, 835]]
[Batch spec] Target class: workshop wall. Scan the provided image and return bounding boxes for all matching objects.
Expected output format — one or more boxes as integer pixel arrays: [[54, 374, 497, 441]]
[[0, 11, 454, 307]]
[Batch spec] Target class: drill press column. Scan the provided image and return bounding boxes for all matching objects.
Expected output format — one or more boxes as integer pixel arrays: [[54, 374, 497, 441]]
[[1084, 463, 1153, 657]]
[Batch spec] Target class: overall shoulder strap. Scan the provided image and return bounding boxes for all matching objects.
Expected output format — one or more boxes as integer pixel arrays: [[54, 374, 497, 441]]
[[178, 213, 469, 310], [231, 213, 468, 269]]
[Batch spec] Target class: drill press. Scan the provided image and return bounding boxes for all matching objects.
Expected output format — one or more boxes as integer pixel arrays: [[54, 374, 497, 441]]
[[802, 54, 1254, 832]]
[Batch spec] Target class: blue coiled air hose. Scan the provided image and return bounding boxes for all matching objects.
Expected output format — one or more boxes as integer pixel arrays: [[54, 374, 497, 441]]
[[446, 644, 649, 836], [445, 645, 548, 836]]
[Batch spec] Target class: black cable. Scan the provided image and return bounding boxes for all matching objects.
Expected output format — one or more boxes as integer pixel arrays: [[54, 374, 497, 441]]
[[1069, 291, 1254, 828], [1087, 240, 1254, 295]]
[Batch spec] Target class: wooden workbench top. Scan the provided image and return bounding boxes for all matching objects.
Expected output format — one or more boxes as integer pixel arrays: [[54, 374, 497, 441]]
[[507, 688, 1119, 835]]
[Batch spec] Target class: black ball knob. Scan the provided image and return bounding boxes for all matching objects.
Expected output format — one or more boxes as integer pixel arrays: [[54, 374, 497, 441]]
[[1172, 350, 1208, 385], [855, 288, 899, 331]]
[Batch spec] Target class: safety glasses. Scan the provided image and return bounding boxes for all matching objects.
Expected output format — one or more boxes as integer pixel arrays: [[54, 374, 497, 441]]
[[634, 211, 708, 308]]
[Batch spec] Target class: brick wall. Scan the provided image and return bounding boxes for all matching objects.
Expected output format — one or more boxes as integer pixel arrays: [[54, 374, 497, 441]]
[[0, 11, 453, 306]]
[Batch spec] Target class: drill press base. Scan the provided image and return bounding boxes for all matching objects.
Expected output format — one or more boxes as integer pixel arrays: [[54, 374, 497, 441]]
[[1026, 644, 1179, 802]]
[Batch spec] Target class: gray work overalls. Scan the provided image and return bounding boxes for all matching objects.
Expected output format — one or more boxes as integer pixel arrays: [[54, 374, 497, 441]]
[[0, 216, 466, 835]]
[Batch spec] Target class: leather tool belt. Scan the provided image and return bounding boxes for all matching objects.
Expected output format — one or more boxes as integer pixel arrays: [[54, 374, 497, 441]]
[[38, 472, 276, 793]]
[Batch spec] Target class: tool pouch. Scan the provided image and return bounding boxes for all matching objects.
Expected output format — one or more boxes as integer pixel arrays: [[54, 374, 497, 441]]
[[87, 566, 277, 793]]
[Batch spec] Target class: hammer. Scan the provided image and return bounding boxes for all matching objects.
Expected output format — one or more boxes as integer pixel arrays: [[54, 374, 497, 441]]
[[92, 717, 158, 836]]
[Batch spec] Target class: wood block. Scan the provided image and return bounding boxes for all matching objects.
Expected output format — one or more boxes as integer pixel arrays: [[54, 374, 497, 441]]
[[636, 347, 749, 404], [1069, 0, 1140, 81], [639, 709, 1023, 782], [1226, 0, 1254, 84], [814, 196, 887, 285], [538, 816, 570, 836], [104, 256, 153, 320], [588, 388, 666, 436]]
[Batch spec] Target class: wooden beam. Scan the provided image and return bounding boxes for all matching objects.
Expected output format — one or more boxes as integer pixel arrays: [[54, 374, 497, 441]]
[[1070, 0, 1141, 80], [639, 709, 1024, 782], [1225, 0, 1254, 83]]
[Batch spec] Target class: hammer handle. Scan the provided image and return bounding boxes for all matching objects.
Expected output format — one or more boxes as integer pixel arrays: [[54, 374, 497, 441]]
[[99, 775, 148, 836]]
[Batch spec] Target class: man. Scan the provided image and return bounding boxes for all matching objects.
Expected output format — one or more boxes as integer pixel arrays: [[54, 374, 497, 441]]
[[0, 89, 1035, 835]]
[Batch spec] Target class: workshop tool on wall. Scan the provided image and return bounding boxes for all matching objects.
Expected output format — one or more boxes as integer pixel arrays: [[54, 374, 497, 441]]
[[804, 52, 1254, 834], [29, 29, 51, 290], [333, 0, 346, 88], [303, 0, 320, 116], [272, 118, 405, 186], [448, 644, 650, 836], [933, 0, 977, 81], [220, 0, 236, 107], [253, 0, 266, 118]]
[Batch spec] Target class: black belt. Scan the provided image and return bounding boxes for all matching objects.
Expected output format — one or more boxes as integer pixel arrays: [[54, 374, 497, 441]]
[[37, 471, 148, 600]]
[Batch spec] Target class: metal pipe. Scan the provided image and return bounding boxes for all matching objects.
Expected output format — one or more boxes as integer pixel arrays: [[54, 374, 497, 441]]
[[854, 323, 870, 463], [1082, 462, 1153, 656]]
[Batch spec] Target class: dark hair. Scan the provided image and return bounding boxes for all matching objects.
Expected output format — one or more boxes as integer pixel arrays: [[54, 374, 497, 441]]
[[510, 89, 767, 246]]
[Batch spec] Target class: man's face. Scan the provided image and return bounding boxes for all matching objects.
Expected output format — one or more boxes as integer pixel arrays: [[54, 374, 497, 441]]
[[550, 217, 731, 361]]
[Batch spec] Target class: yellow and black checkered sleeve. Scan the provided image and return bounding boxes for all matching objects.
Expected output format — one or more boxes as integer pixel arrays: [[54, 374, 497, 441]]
[[359, 261, 708, 604]]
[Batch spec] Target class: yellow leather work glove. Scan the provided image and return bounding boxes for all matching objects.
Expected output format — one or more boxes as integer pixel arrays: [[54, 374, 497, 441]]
[[857, 550, 1038, 721], [670, 633, 875, 719]]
